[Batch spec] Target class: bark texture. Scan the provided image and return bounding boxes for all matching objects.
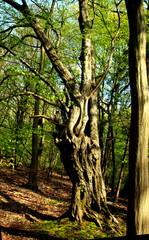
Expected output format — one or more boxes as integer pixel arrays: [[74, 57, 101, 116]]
[[125, 0, 149, 235], [56, 99, 108, 225]]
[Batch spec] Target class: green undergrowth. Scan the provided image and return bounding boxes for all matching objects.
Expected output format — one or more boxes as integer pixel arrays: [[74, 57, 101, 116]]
[[24, 218, 126, 240]]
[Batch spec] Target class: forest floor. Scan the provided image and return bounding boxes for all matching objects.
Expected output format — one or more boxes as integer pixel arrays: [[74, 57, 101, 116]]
[[0, 166, 127, 240]]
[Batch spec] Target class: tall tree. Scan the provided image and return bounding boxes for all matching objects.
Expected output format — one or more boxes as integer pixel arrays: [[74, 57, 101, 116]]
[[1, 0, 120, 225], [125, 0, 149, 235], [27, 45, 45, 191]]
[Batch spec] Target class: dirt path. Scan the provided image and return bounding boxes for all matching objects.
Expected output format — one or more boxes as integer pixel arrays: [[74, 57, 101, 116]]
[[0, 166, 72, 239]]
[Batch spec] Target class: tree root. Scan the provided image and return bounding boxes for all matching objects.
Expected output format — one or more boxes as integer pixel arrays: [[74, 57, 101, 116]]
[[58, 203, 120, 236], [84, 207, 103, 228], [101, 200, 118, 224], [84, 199, 119, 230]]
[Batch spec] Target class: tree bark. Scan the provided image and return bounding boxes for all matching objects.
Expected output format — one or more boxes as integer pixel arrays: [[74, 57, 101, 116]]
[[37, 47, 46, 165], [111, 126, 116, 195], [27, 45, 45, 190], [125, 0, 149, 235], [99, 81, 105, 161], [115, 137, 129, 202], [56, 107, 108, 225], [102, 125, 112, 180], [27, 92, 39, 191], [14, 95, 27, 170]]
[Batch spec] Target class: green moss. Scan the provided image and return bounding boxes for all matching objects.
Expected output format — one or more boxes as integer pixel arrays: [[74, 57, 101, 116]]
[[25, 218, 126, 240]]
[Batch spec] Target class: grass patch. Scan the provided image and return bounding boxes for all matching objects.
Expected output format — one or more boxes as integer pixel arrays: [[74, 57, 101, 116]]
[[24, 218, 126, 240], [46, 198, 69, 205]]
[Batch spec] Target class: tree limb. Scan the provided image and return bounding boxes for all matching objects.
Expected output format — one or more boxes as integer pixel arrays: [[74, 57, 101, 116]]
[[29, 115, 65, 126], [50, 0, 56, 14], [0, 45, 56, 93], [21, 141, 32, 156], [0, 44, 69, 112], [87, 0, 121, 100], [21, 0, 28, 7], [0, 75, 10, 86], [2, 0, 24, 12], [2, 0, 76, 93], [0, 24, 30, 34], [20, 91, 59, 108]]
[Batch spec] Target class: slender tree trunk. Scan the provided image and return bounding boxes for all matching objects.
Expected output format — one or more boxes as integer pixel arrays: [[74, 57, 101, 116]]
[[27, 45, 45, 190], [125, 0, 149, 235], [28, 94, 39, 191], [37, 46, 45, 166], [102, 125, 112, 180], [111, 126, 116, 195], [14, 95, 28, 170], [115, 137, 129, 202], [99, 81, 105, 161], [38, 103, 46, 164]]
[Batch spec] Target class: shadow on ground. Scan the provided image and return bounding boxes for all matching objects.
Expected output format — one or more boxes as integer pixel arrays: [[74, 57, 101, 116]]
[[0, 190, 58, 221], [1, 227, 149, 240], [0, 226, 66, 240]]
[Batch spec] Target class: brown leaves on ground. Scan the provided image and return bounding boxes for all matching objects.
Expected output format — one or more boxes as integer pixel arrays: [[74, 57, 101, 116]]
[[0, 166, 128, 239], [0, 166, 72, 240]]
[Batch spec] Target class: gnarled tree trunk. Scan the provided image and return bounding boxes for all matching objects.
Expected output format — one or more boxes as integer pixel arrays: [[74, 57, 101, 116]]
[[55, 0, 109, 224], [56, 98, 109, 225]]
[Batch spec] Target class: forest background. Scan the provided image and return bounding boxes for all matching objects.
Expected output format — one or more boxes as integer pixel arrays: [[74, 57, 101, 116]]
[[0, 0, 131, 196], [0, 0, 149, 238]]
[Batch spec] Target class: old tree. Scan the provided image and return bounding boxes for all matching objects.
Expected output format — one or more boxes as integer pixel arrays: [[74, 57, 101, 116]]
[[0, 0, 122, 225]]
